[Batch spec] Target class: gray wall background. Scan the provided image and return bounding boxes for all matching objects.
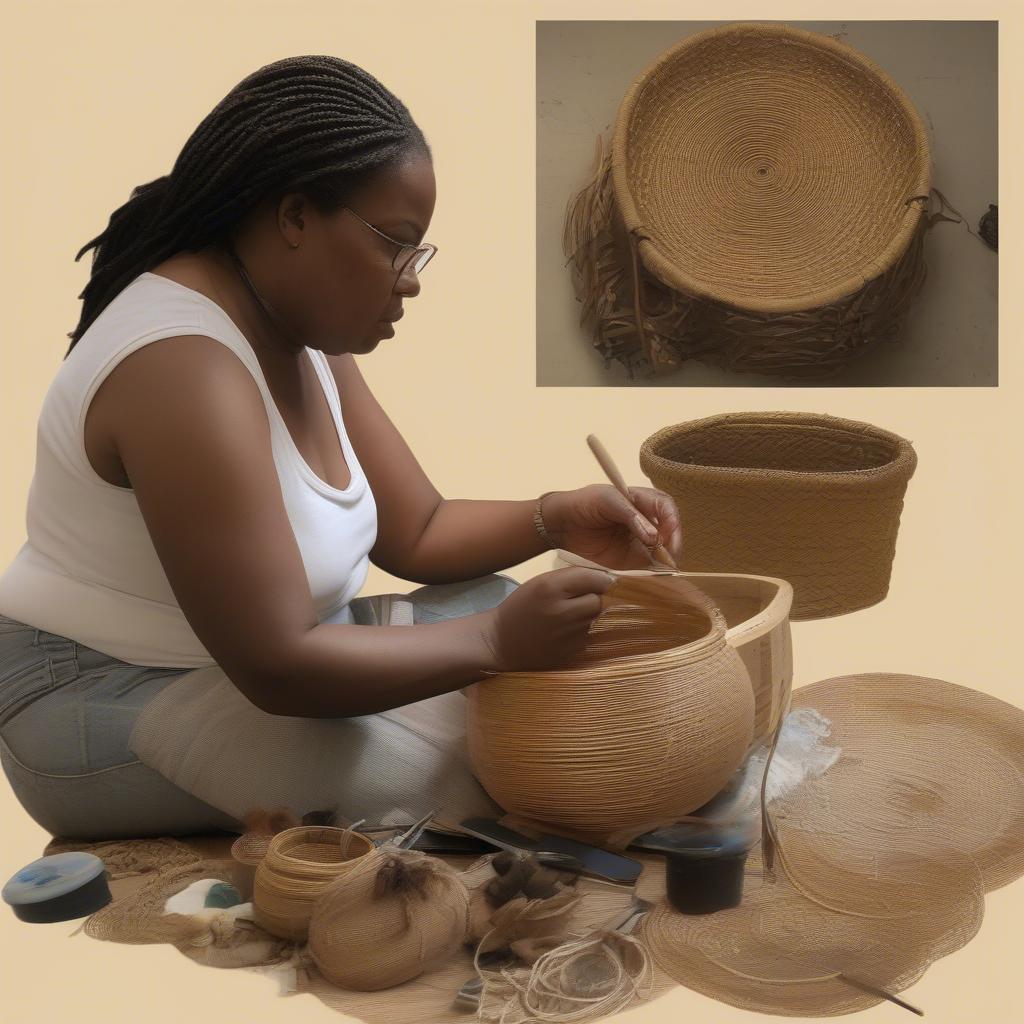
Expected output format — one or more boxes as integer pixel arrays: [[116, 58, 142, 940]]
[[536, 20, 998, 387]]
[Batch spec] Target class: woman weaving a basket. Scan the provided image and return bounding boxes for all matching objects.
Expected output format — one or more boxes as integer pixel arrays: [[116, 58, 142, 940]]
[[0, 55, 683, 841]]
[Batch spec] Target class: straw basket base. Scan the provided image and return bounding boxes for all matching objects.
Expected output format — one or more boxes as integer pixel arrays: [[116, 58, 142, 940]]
[[566, 148, 934, 382]]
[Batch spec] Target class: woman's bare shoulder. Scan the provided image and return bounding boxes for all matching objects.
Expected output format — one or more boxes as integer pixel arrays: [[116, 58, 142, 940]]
[[84, 332, 262, 489], [82, 253, 246, 485]]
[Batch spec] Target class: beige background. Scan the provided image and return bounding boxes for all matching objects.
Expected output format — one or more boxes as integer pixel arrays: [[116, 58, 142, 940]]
[[0, 1, 1020, 1022]]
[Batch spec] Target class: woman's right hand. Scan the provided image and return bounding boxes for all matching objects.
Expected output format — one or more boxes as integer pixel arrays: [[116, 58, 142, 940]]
[[480, 567, 617, 672]]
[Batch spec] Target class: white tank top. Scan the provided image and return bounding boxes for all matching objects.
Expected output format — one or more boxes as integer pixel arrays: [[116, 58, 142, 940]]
[[0, 271, 378, 667]]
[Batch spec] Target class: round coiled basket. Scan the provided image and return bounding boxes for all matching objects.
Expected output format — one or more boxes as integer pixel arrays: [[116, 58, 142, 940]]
[[465, 573, 756, 848], [639, 412, 918, 619], [563, 22, 935, 379], [252, 826, 375, 941]]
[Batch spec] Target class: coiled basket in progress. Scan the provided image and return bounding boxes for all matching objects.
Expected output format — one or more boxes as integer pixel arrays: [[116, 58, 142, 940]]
[[555, 552, 794, 748], [465, 571, 756, 848], [640, 412, 917, 619], [563, 22, 933, 380]]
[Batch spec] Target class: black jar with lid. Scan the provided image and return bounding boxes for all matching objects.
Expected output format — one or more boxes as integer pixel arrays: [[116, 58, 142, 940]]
[[664, 848, 748, 914]]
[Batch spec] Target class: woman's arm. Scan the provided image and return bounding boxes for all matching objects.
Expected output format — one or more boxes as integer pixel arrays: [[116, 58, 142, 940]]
[[327, 354, 550, 583], [104, 337, 503, 717], [385, 497, 549, 582], [108, 336, 610, 719], [330, 354, 684, 580]]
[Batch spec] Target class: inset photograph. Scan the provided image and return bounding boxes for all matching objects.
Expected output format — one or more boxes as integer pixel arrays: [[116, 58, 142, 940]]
[[537, 20, 997, 386]]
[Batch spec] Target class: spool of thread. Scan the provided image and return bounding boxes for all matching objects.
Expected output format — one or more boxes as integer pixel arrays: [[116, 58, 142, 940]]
[[3, 852, 111, 923]]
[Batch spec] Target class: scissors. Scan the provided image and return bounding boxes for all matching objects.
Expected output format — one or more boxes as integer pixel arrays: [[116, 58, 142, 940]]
[[372, 808, 438, 851]]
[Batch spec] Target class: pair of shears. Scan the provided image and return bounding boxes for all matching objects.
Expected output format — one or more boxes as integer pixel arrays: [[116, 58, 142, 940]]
[[371, 808, 438, 851]]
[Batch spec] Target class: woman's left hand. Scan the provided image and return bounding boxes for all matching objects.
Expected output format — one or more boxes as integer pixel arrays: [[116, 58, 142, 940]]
[[538, 484, 683, 570]]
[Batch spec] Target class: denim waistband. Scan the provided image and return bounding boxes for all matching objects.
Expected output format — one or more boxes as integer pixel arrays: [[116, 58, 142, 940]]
[[0, 614, 135, 677]]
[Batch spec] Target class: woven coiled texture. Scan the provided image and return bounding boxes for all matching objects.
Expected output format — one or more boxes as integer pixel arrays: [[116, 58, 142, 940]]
[[308, 847, 470, 991], [230, 808, 303, 867], [232, 832, 275, 868], [639, 412, 917, 619], [83, 857, 294, 970], [466, 574, 756, 847], [711, 575, 792, 744], [553, 549, 793, 751], [642, 672, 1024, 1016], [617, 22, 929, 312], [642, 840, 985, 1017], [775, 674, 1024, 895], [252, 826, 375, 941], [563, 22, 934, 379]]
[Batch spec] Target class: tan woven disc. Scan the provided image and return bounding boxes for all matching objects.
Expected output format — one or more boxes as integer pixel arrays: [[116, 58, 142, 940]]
[[641, 841, 984, 1017], [612, 22, 930, 314], [641, 672, 1024, 1016], [781, 673, 1024, 893]]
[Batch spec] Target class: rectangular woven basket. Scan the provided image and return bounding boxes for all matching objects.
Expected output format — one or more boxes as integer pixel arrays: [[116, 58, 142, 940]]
[[639, 412, 918, 619]]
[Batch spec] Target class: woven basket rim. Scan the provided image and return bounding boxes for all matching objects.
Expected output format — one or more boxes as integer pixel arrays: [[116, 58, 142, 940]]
[[610, 22, 931, 315], [266, 825, 375, 866], [639, 411, 917, 489], [490, 602, 729, 682]]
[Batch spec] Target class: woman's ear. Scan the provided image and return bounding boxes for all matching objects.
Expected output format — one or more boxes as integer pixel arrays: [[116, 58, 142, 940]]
[[277, 193, 307, 246]]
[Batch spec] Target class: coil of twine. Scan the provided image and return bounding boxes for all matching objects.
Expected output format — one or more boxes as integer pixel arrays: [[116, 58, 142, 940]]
[[475, 927, 654, 1024], [640, 412, 917, 619], [562, 22, 955, 380], [252, 825, 374, 941], [307, 846, 470, 990], [466, 574, 756, 848]]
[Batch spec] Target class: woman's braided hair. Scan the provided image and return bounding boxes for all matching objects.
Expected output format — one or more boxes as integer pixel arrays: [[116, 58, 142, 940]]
[[66, 55, 429, 356]]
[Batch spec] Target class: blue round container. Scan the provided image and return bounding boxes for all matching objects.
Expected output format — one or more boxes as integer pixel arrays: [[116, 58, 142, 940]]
[[3, 852, 111, 923]]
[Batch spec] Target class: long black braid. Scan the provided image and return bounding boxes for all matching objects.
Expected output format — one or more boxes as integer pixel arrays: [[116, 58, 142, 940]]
[[66, 55, 429, 357]]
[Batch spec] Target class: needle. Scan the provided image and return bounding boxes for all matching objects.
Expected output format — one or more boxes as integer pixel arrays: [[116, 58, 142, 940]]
[[586, 434, 679, 570]]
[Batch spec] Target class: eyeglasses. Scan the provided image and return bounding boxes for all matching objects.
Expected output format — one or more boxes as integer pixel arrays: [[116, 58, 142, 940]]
[[342, 207, 437, 279]]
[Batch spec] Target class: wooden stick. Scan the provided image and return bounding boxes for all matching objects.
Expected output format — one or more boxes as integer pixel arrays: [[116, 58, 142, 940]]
[[838, 973, 924, 1016], [586, 434, 679, 570]]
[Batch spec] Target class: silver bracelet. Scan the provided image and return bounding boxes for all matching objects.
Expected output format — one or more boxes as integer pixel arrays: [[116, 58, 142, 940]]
[[532, 490, 558, 549]]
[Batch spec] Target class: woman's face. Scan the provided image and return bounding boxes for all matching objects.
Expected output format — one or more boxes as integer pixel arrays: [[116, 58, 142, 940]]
[[279, 150, 437, 355]]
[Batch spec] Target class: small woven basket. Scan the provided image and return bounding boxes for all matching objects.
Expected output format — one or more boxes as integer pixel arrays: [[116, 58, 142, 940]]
[[252, 826, 374, 941], [564, 22, 935, 379], [639, 412, 917, 619]]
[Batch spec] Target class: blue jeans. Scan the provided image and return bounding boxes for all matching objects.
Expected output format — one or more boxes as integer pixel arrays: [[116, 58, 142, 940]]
[[0, 573, 518, 840]]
